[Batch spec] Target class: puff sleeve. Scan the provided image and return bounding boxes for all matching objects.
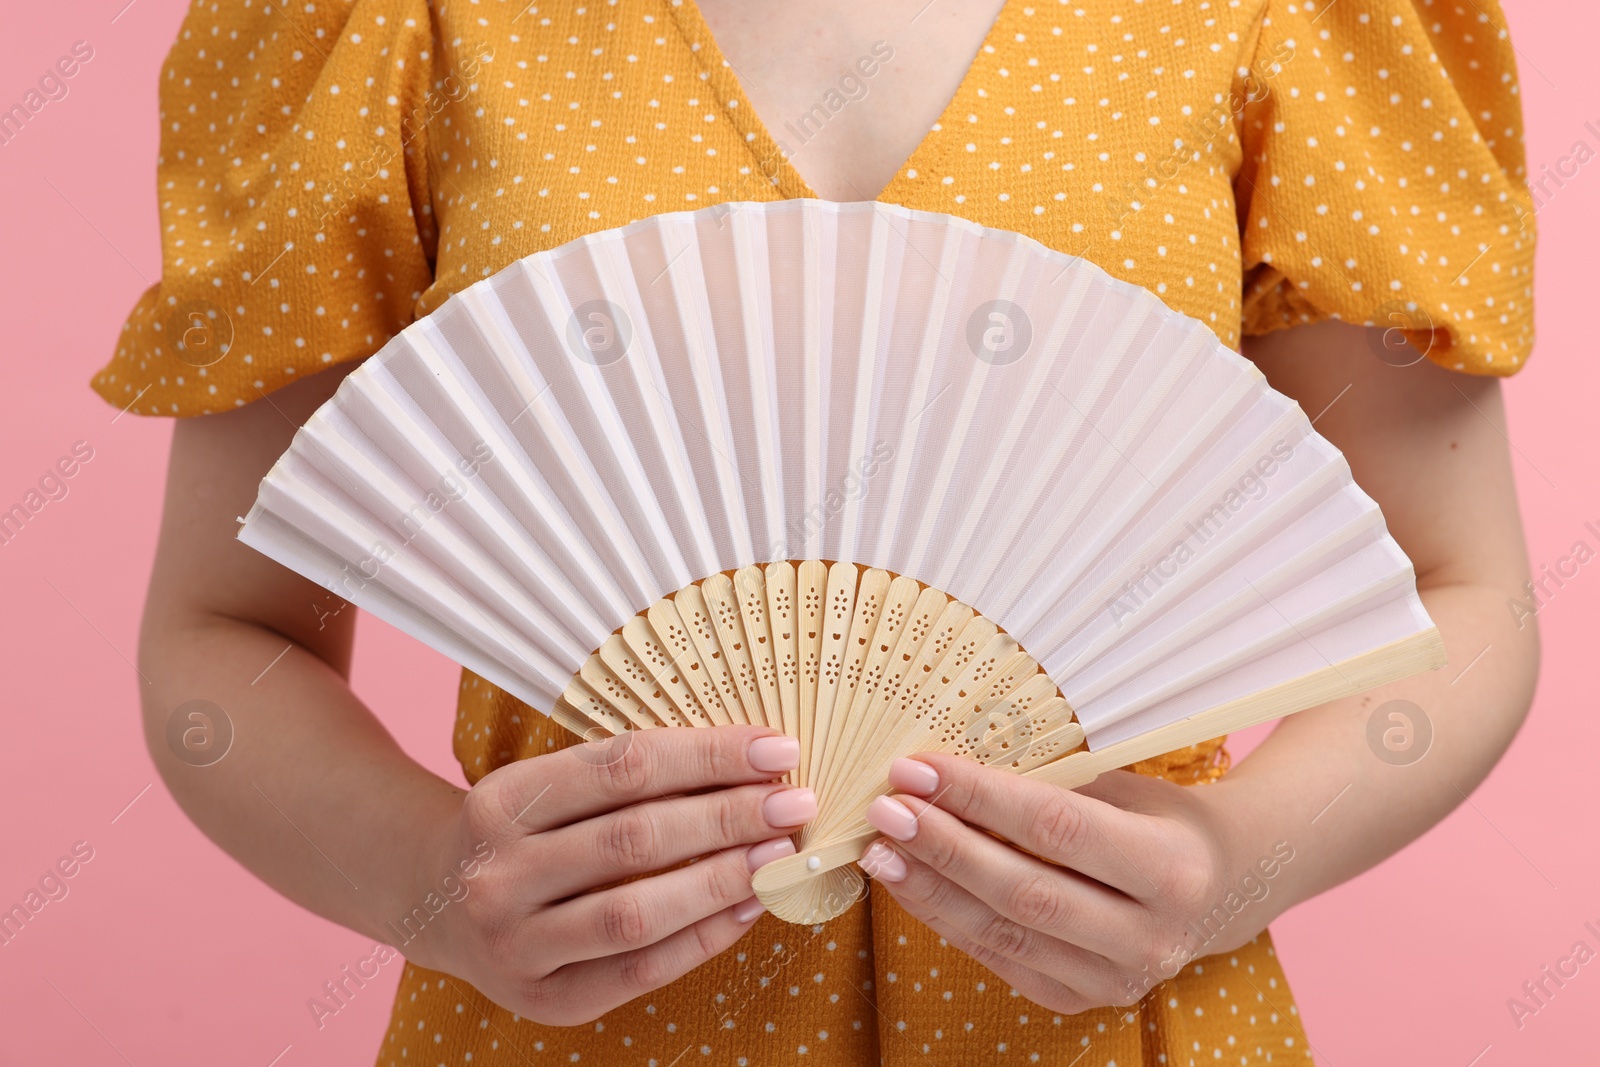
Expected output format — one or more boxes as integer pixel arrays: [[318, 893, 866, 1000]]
[[91, 0, 440, 416], [1237, 0, 1536, 374]]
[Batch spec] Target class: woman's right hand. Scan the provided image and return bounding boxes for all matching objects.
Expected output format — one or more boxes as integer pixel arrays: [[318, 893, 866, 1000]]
[[142, 370, 813, 1027], [408, 725, 813, 1025]]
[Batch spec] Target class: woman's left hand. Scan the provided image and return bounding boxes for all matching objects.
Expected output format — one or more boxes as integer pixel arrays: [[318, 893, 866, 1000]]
[[857, 753, 1276, 1014]]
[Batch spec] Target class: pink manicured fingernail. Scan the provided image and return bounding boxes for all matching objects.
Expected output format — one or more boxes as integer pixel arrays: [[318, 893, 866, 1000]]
[[763, 787, 817, 827], [748, 735, 800, 772], [733, 895, 766, 923], [866, 795, 919, 841], [888, 757, 939, 797], [859, 841, 907, 883], [747, 836, 797, 873]]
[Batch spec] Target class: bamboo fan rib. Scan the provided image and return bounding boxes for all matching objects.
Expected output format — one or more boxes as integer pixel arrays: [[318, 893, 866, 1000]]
[[557, 560, 1084, 922], [237, 200, 1447, 926]]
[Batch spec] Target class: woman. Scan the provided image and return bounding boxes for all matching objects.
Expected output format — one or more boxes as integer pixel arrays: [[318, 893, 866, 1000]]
[[95, 0, 1540, 1062]]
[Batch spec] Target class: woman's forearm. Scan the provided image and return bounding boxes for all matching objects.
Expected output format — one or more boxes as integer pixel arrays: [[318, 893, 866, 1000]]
[[1201, 576, 1540, 946], [138, 604, 467, 961], [138, 369, 472, 969]]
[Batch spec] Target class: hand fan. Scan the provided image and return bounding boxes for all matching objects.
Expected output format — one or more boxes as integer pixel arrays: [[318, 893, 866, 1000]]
[[238, 199, 1445, 924]]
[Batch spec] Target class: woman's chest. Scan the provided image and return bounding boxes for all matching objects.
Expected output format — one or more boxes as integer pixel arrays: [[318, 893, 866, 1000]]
[[419, 0, 1274, 349]]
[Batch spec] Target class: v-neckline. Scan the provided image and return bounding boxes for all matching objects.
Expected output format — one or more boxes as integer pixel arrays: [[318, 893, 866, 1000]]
[[665, 0, 1013, 203]]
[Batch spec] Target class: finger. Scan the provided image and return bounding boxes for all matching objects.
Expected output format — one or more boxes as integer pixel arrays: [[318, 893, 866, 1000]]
[[531, 783, 816, 900], [863, 841, 1127, 1008], [936, 926, 1106, 1016], [534, 904, 764, 1024], [534, 842, 776, 977], [865, 794, 1146, 962], [485, 725, 800, 836], [892, 754, 1161, 895]]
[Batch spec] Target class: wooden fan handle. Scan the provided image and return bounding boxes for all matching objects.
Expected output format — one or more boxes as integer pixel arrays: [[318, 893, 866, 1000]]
[[751, 830, 877, 899]]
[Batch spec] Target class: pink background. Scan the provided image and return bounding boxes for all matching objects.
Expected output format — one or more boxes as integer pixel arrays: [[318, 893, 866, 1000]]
[[1, 2, 1594, 1063]]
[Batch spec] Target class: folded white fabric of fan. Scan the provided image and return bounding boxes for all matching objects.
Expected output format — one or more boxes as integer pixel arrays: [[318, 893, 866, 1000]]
[[238, 199, 1444, 921]]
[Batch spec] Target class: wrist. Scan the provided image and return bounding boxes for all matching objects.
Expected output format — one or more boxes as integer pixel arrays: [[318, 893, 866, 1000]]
[[354, 776, 472, 965], [1187, 776, 1301, 953]]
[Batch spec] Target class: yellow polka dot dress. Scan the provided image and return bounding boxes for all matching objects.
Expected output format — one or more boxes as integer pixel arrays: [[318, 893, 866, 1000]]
[[93, 0, 1536, 1063]]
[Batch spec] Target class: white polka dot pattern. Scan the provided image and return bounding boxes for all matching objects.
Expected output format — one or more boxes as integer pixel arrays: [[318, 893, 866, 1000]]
[[1237, 0, 1535, 369], [90, 0, 1535, 421]]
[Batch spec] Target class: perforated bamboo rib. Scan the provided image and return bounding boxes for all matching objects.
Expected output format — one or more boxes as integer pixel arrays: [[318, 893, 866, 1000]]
[[556, 560, 1084, 921]]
